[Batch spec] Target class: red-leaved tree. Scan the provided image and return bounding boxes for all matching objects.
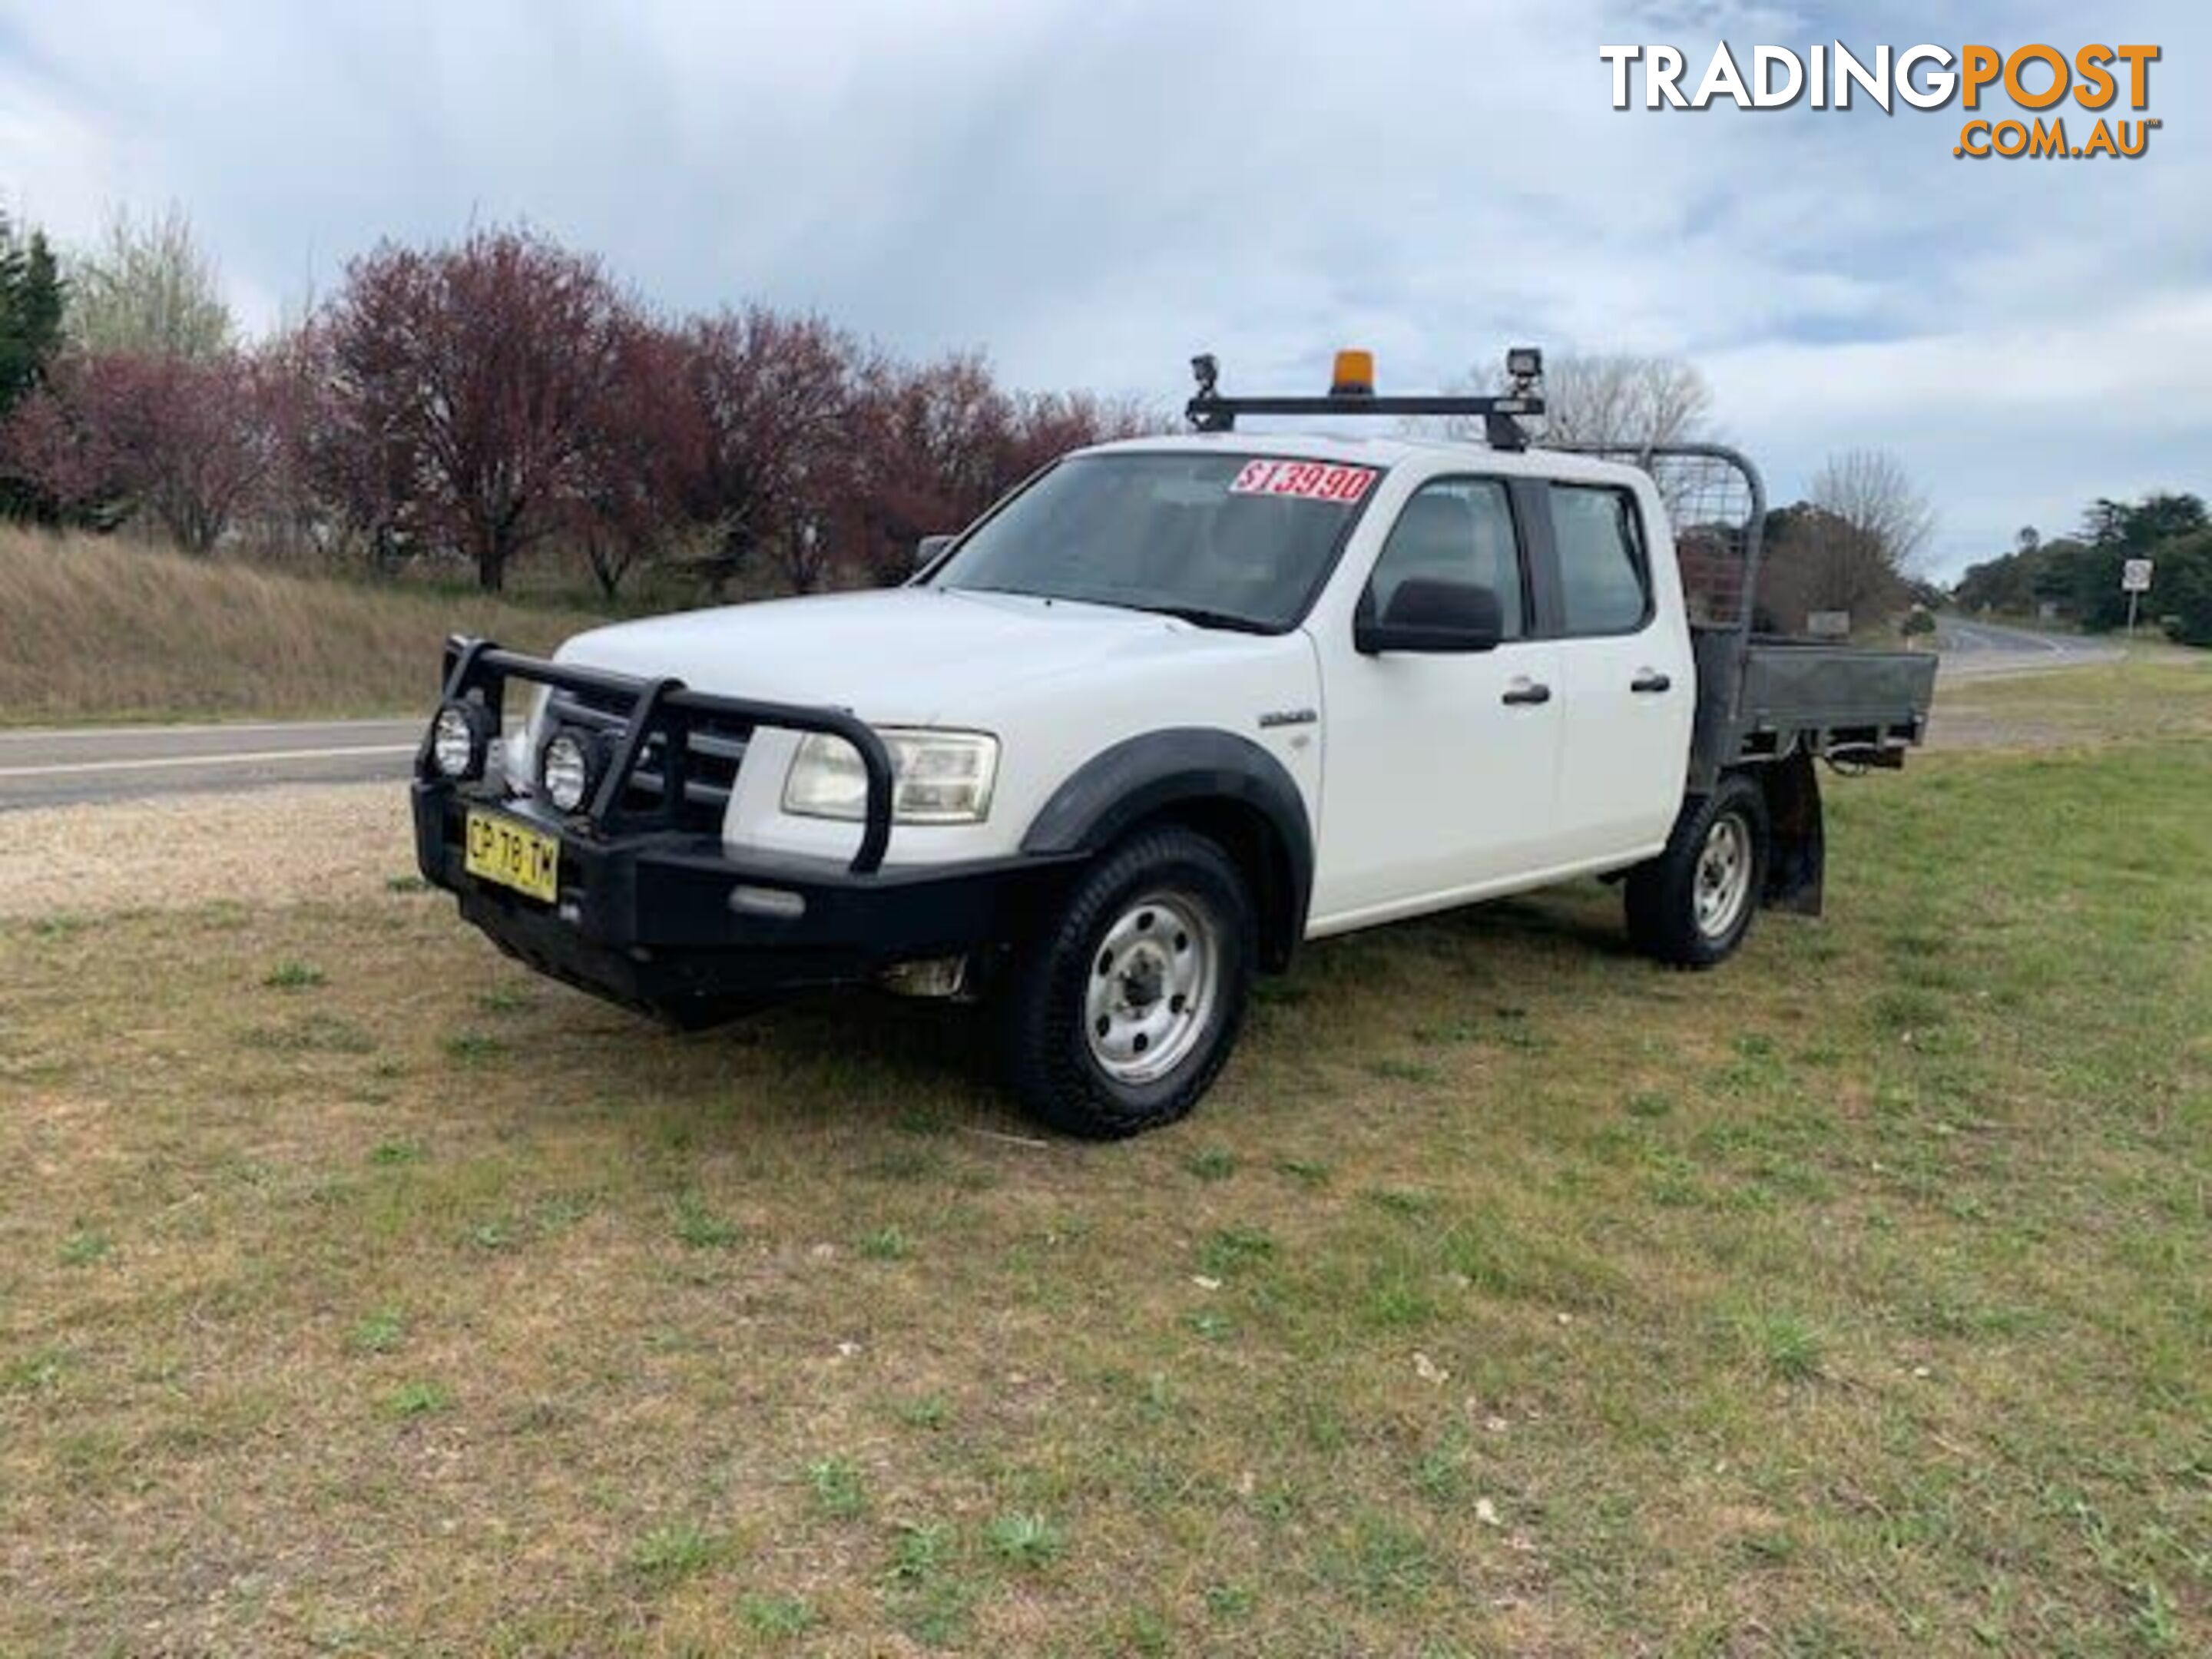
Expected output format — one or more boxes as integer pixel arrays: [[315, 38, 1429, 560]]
[[1, 349, 282, 549], [571, 315, 704, 598], [681, 307, 864, 593], [843, 356, 1159, 582], [323, 229, 628, 590]]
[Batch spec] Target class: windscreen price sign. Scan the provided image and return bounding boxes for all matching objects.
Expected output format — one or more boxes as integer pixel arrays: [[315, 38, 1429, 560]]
[[2122, 559, 2154, 593]]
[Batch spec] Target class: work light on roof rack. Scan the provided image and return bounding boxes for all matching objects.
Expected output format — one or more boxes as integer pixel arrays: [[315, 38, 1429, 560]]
[[1184, 346, 1547, 450]]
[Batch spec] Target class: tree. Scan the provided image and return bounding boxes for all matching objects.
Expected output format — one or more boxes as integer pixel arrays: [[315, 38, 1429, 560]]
[[323, 229, 628, 589], [0, 210, 65, 412], [2154, 528, 2212, 647], [1534, 352, 1714, 449], [2, 349, 283, 550], [571, 316, 703, 598], [1426, 351, 1715, 451], [66, 204, 233, 359], [681, 307, 864, 593], [1810, 449, 1936, 578], [118, 351, 282, 551], [840, 355, 1157, 584], [1759, 502, 1905, 628], [0, 379, 114, 522], [1754, 451, 1933, 629], [2064, 493, 2208, 630], [0, 210, 66, 515]]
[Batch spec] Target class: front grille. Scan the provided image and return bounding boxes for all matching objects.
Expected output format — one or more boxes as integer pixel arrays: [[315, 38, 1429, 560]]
[[542, 684, 751, 833]]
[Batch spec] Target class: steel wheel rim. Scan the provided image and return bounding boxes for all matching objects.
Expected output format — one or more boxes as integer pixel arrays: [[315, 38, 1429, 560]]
[[1083, 889, 1220, 1085], [1694, 813, 1753, 940]]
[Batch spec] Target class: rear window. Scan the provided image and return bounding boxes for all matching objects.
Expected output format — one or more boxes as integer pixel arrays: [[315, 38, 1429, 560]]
[[1550, 485, 1651, 635], [931, 452, 1379, 632]]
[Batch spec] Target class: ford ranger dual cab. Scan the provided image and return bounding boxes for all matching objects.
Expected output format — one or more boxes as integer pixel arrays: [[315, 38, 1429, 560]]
[[412, 350, 1936, 1137]]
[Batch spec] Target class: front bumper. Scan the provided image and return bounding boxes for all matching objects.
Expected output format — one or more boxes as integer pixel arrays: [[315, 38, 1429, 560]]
[[415, 782, 1078, 1024]]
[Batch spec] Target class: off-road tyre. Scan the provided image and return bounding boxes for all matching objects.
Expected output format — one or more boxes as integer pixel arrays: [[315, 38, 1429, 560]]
[[996, 826, 1256, 1138], [1624, 772, 1770, 969]]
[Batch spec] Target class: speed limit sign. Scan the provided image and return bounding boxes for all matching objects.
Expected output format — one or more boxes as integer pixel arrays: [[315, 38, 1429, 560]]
[[2122, 558, 2154, 592]]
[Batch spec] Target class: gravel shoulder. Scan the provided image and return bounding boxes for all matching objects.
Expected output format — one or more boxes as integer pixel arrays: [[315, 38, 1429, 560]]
[[0, 782, 416, 919]]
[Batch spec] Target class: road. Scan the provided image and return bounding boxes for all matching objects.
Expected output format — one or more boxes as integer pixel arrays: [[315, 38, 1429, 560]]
[[1935, 615, 2122, 677], [0, 717, 423, 810], [0, 618, 2118, 810]]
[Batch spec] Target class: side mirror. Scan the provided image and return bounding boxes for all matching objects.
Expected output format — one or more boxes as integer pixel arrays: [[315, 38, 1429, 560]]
[[1355, 578, 1504, 655], [914, 533, 957, 573]]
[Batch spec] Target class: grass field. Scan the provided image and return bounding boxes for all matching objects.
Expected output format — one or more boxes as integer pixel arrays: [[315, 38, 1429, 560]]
[[2, 665, 2207, 1654], [0, 529, 613, 726]]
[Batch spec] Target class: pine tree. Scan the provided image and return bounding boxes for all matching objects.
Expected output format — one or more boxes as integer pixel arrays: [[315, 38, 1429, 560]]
[[2, 210, 65, 410], [2, 210, 68, 516]]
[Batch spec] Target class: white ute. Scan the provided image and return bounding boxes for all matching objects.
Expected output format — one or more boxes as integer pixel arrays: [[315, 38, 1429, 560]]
[[413, 349, 1935, 1137]]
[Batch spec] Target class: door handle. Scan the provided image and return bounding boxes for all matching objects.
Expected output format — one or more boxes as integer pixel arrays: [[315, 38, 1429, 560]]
[[1631, 671, 1672, 694], [1502, 680, 1552, 707]]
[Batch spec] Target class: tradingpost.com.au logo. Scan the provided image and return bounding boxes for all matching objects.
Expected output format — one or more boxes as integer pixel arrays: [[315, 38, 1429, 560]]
[[1601, 42, 2161, 160]]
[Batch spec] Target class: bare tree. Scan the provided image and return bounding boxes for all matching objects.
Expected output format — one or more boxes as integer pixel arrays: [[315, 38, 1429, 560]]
[[1758, 505, 1904, 629], [1420, 350, 1713, 452], [1531, 352, 1714, 449], [1811, 449, 1935, 577], [1756, 451, 1934, 629], [68, 204, 234, 359]]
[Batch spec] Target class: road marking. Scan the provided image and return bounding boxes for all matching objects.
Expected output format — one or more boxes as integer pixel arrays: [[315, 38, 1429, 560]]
[[0, 720, 422, 744], [0, 743, 417, 780]]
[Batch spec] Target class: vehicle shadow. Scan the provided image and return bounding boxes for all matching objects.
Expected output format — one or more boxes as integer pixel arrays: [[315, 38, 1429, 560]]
[[561, 885, 1643, 1145]]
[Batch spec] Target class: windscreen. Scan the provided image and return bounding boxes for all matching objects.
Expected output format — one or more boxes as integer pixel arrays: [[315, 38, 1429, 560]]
[[929, 452, 1380, 632]]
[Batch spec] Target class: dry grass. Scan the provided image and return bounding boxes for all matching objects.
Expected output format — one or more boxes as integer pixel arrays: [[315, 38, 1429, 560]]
[[2, 670, 2207, 1654], [0, 528, 609, 725], [1931, 651, 2212, 752]]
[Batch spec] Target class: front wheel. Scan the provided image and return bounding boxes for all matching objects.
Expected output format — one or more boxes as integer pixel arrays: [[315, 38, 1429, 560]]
[[1624, 773, 1770, 969], [996, 827, 1255, 1138]]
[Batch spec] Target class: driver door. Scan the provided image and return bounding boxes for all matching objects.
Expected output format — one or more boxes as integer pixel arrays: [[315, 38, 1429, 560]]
[[1311, 477, 1563, 926]]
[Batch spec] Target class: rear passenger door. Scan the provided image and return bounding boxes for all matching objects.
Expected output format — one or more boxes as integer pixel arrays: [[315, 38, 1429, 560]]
[[1541, 480, 1694, 864]]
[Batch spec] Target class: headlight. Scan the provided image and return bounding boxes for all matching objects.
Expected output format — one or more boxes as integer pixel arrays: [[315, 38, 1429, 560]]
[[783, 729, 998, 825], [431, 701, 493, 780], [539, 728, 604, 813]]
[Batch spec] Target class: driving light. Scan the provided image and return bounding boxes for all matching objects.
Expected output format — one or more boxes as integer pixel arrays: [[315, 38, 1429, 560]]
[[539, 728, 603, 814], [783, 730, 998, 825], [1330, 349, 1376, 396], [1506, 346, 1544, 381], [431, 701, 493, 780]]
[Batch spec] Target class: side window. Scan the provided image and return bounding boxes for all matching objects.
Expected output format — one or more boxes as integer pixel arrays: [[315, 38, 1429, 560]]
[[1550, 485, 1651, 634], [1365, 479, 1525, 639]]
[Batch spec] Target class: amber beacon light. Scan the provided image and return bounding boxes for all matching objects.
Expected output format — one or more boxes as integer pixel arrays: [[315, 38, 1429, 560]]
[[1329, 349, 1376, 396]]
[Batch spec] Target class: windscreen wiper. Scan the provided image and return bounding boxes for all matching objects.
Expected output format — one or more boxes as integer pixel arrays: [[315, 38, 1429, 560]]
[[1126, 603, 1273, 634]]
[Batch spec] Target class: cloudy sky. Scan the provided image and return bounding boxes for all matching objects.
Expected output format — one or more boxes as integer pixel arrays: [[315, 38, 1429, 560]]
[[2, 0, 2204, 575]]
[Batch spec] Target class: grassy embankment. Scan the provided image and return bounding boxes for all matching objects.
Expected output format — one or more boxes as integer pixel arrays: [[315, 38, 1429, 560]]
[[1, 661, 2207, 1653], [0, 529, 615, 725]]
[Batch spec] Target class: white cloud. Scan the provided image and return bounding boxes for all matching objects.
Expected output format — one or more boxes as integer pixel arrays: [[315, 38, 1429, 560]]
[[0, 0, 2204, 573]]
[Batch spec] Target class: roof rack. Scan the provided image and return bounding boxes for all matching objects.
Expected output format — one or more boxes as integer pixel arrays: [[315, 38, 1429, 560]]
[[1184, 347, 1547, 452]]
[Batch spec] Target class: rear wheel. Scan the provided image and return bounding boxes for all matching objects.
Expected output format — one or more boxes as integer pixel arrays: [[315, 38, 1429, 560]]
[[997, 827, 1254, 1138], [1624, 773, 1770, 968]]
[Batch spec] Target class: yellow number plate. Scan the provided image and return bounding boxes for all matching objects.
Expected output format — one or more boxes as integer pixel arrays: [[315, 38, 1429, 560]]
[[464, 810, 561, 903]]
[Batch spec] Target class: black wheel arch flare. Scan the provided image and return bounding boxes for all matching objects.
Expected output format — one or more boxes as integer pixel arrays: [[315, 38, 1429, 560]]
[[1020, 728, 1314, 972]]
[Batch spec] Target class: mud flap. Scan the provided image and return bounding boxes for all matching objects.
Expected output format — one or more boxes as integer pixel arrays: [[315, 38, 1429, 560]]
[[1757, 750, 1825, 917]]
